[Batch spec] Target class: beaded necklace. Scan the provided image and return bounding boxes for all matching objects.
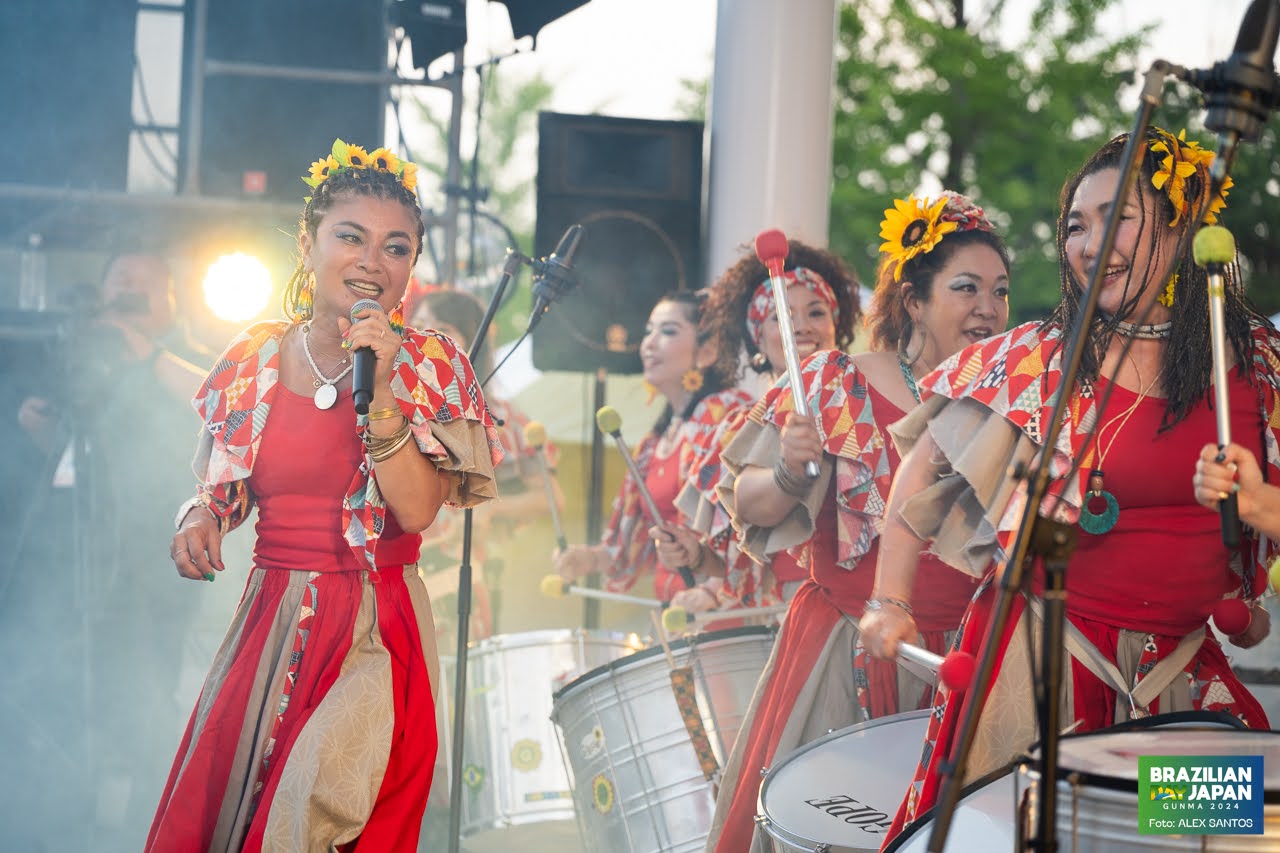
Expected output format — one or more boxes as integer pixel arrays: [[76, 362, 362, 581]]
[[301, 322, 353, 410]]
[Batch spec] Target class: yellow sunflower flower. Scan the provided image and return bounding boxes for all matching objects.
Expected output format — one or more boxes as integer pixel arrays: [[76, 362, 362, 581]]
[[878, 195, 958, 282], [400, 161, 419, 193], [1202, 173, 1232, 225], [1151, 131, 1199, 227], [345, 144, 371, 168], [303, 155, 340, 188], [1152, 129, 1234, 226], [1180, 138, 1233, 224], [368, 147, 402, 174]]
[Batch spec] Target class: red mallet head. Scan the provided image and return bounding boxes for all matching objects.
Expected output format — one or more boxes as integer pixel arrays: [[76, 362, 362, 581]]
[[938, 651, 976, 692], [1213, 598, 1252, 636], [754, 228, 789, 278]]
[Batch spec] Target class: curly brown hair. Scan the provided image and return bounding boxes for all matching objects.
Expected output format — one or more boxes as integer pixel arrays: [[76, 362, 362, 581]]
[[700, 240, 861, 376], [282, 163, 426, 321]]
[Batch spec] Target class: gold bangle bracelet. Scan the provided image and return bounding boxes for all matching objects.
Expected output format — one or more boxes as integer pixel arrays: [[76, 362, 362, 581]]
[[367, 406, 402, 421]]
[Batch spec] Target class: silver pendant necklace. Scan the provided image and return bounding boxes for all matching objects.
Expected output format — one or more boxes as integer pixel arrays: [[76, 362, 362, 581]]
[[300, 322, 353, 410]]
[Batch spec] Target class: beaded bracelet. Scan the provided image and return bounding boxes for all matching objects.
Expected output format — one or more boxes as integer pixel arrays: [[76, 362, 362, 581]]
[[772, 460, 811, 498], [866, 596, 914, 617]]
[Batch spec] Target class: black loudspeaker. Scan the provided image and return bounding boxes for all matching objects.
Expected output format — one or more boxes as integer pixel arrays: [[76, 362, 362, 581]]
[[182, 0, 387, 201], [532, 113, 704, 374], [1, 0, 135, 191]]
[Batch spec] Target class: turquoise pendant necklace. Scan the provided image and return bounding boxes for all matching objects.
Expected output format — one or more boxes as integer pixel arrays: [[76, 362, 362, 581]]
[[1078, 468, 1120, 534], [1078, 366, 1164, 535]]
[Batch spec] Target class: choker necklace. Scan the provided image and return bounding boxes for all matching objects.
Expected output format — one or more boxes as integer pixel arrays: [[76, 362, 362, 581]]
[[1114, 319, 1172, 340], [301, 322, 353, 410], [898, 356, 922, 404]]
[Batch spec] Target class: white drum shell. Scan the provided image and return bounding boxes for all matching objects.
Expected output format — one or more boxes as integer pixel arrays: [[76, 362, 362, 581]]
[[451, 629, 642, 853]]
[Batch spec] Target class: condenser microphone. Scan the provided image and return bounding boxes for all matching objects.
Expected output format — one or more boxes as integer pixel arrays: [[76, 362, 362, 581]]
[[526, 224, 584, 334], [350, 298, 383, 415], [1186, 0, 1280, 185]]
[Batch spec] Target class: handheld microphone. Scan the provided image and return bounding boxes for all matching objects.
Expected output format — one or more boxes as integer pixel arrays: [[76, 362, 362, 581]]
[[1186, 0, 1280, 187], [526, 224, 584, 334], [595, 406, 697, 589], [350, 298, 383, 415], [1193, 225, 1241, 549], [523, 420, 568, 551], [754, 228, 820, 480]]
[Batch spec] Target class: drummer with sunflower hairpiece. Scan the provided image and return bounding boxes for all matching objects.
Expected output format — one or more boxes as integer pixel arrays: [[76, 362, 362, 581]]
[[862, 127, 1278, 848], [705, 191, 1012, 853]]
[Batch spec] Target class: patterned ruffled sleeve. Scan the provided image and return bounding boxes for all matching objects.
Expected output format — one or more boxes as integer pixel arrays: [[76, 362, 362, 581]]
[[187, 320, 288, 533], [719, 350, 899, 571], [889, 321, 1089, 577], [389, 329, 503, 508]]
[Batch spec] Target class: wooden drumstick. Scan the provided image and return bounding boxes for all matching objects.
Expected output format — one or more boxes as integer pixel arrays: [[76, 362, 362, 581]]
[[523, 420, 568, 552], [755, 228, 819, 479], [596, 406, 697, 589], [540, 575, 662, 608]]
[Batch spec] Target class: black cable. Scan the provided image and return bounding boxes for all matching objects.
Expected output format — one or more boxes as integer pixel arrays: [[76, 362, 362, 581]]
[[481, 328, 530, 388]]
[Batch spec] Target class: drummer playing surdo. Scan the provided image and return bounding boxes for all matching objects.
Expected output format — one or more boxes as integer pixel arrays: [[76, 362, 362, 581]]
[[553, 291, 753, 602], [860, 128, 1277, 846], [705, 192, 1012, 852]]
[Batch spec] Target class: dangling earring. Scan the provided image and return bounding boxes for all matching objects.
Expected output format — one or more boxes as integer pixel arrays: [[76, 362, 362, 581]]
[[642, 380, 658, 405], [749, 352, 769, 372], [681, 367, 704, 393], [293, 273, 315, 322], [389, 300, 405, 336], [897, 319, 923, 367], [1157, 273, 1178, 308]]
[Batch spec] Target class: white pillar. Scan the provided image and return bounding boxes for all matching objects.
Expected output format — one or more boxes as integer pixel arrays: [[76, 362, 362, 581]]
[[706, 0, 838, 282]]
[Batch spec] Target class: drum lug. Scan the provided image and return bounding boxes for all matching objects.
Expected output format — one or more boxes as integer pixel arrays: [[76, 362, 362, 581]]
[[759, 765, 770, 778], [814, 845, 831, 853], [754, 814, 770, 827]]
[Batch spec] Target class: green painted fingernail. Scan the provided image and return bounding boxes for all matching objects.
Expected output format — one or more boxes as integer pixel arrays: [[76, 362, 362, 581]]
[[204, 572, 216, 582]]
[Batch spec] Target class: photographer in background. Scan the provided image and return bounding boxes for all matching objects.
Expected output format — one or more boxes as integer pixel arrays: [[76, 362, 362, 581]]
[[6, 251, 211, 850]]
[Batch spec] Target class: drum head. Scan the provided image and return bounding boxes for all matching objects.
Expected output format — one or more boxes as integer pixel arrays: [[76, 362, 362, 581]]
[[759, 711, 930, 852], [882, 767, 1018, 853], [551, 624, 776, 702], [1042, 726, 1280, 800]]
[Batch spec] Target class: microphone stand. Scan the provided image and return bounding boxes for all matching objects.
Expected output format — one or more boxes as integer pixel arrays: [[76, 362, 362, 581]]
[[923, 61, 1181, 853], [447, 248, 528, 853]]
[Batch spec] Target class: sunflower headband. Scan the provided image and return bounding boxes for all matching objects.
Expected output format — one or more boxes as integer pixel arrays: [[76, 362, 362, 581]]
[[745, 267, 840, 350], [1149, 127, 1231, 227], [302, 139, 419, 202], [878, 191, 995, 282]]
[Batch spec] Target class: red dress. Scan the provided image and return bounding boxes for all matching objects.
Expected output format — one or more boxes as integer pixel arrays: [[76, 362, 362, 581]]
[[145, 323, 501, 853], [710, 360, 977, 852], [880, 324, 1276, 847]]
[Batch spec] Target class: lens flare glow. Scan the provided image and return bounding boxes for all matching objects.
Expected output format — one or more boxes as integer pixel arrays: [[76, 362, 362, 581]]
[[202, 253, 273, 322]]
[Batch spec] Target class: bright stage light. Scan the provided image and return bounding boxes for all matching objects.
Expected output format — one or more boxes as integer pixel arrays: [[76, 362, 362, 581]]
[[202, 252, 272, 323]]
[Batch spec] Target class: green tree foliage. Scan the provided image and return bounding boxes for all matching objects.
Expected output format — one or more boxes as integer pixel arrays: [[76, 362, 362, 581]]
[[1158, 86, 1280, 316], [405, 66, 554, 341], [832, 0, 1151, 320]]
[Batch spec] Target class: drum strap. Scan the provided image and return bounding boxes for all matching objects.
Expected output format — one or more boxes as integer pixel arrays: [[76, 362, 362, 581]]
[[669, 667, 721, 782], [1027, 598, 1204, 720]]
